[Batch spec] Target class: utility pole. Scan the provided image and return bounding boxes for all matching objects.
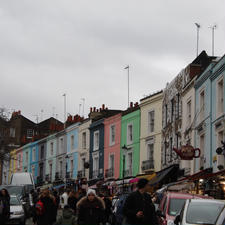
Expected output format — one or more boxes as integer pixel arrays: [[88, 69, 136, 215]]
[[195, 23, 200, 57], [62, 94, 66, 128], [209, 25, 217, 56], [124, 65, 130, 108]]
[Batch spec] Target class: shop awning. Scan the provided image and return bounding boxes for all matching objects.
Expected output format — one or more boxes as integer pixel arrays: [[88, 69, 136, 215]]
[[129, 173, 156, 184], [149, 164, 179, 186]]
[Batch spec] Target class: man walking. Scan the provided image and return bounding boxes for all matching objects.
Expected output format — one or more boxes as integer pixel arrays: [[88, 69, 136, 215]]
[[123, 178, 158, 225]]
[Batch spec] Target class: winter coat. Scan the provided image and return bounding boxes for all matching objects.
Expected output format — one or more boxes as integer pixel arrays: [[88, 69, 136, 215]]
[[77, 196, 105, 225], [0, 194, 10, 224], [123, 191, 158, 225], [35, 196, 57, 225], [55, 207, 76, 225], [68, 196, 78, 213]]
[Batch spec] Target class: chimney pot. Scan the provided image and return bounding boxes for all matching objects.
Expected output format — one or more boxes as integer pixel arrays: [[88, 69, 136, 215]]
[[94, 107, 96, 112], [90, 107, 93, 113], [102, 104, 105, 110]]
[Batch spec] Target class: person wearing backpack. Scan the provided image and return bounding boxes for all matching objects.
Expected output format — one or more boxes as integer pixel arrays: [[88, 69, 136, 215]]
[[54, 205, 76, 225], [0, 188, 10, 225]]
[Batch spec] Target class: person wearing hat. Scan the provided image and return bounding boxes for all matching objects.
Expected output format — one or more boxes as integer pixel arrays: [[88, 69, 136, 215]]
[[76, 189, 106, 225], [122, 178, 158, 225]]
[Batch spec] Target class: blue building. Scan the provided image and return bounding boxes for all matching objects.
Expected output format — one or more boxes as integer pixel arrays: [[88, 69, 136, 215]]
[[30, 141, 39, 184], [66, 123, 80, 180], [195, 56, 224, 173]]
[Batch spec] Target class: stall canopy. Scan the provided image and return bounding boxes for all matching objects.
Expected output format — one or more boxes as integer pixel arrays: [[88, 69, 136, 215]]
[[129, 173, 156, 184], [149, 164, 179, 186]]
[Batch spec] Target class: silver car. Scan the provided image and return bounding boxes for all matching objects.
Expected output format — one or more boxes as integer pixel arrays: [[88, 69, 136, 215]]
[[7, 195, 26, 225], [174, 199, 225, 225]]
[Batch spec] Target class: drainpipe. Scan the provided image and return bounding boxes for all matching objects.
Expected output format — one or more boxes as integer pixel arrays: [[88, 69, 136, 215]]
[[210, 71, 213, 169]]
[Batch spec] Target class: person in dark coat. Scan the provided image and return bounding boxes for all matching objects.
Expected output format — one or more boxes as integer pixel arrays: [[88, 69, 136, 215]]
[[0, 188, 10, 225], [99, 193, 112, 225], [34, 189, 57, 225], [55, 205, 76, 225], [77, 189, 105, 225], [123, 178, 158, 225], [68, 190, 79, 214]]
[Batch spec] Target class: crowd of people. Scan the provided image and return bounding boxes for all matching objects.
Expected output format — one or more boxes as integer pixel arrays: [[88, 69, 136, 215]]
[[0, 178, 159, 225]]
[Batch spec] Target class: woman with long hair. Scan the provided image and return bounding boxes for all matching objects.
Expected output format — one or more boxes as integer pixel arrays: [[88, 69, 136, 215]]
[[0, 188, 10, 225]]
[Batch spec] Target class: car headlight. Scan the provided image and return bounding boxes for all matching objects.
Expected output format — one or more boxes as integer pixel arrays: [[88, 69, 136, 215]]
[[13, 210, 24, 215], [167, 220, 174, 225]]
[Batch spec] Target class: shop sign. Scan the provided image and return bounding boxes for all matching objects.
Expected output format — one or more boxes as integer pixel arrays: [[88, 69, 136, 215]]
[[173, 145, 201, 160]]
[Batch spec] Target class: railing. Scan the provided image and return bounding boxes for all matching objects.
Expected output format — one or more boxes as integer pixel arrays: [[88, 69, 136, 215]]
[[77, 170, 85, 179], [92, 170, 99, 179], [105, 168, 114, 178], [141, 159, 154, 171], [124, 167, 132, 177]]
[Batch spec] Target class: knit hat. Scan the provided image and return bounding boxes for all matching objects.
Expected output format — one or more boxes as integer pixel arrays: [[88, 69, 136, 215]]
[[87, 188, 96, 196]]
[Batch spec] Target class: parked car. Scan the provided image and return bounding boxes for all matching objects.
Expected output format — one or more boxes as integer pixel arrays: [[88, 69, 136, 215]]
[[174, 199, 225, 225], [156, 192, 212, 225], [0, 185, 31, 218], [7, 195, 26, 225]]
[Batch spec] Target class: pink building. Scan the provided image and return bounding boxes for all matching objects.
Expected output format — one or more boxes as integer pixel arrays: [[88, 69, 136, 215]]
[[16, 147, 23, 172], [104, 113, 121, 180]]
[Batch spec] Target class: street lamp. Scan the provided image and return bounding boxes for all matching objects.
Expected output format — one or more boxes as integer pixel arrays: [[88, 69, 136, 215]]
[[122, 144, 129, 192], [65, 154, 69, 189]]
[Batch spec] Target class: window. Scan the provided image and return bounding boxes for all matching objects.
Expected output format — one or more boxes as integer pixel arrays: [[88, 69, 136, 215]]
[[27, 129, 33, 138], [218, 131, 224, 147], [32, 148, 35, 162], [127, 124, 133, 144], [127, 152, 133, 175], [187, 100, 192, 125], [170, 137, 173, 161], [147, 143, 154, 160], [32, 166, 35, 177], [82, 132, 87, 149], [25, 152, 28, 164], [18, 154, 21, 169], [109, 154, 115, 169], [50, 142, 54, 156], [110, 125, 116, 145], [40, 145, 44, 159], [148, 111, 155, 133], [94, 131, 99, 151], [165, 104, 168, 126], [200, 134, 205, 169], [71, 135, 74, 151], [93, 156, 99, 177], [49, 163, 52, 179], [217, 78, 224, 116], [60, 138, 64, 153], [200, 90, 205, 121], [82, 158, 86, 171], [59, 161, 63, 176], [171, 99, 174, 122], [176, 94, 180, 118], [10, 128, 15, 137]]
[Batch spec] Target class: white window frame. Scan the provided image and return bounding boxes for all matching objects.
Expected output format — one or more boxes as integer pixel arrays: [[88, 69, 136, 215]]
[[71, 135, 74, 151], [109, 153, 115, 169], [147, 143, 154, 160], [82, 132, 87, 149], [126, 151, 133, 175], [93, 130, 99, 151], [148, 110, 155, 133], [127, 123, 133, 145], [110, 124, 116, 146], [32, 148, 36, 162], [60, 138, 64, 153], [217, 77, 224, 117]]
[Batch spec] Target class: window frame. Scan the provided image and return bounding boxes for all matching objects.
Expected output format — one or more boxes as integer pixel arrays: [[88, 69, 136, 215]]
[[93, 130, 100, 151]]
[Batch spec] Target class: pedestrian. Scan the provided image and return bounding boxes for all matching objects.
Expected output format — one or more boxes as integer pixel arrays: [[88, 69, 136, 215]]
[[54, 205, 76, 225], [122, 178, 158, 225], [53, 189, 60, 210], [61, 189, 69, 209], [77, 188, 105, 225], [68, 190, 79, 214], [99, 193, 112, 225], [33, 189, 57, 225], [0, 188, 10, 225]]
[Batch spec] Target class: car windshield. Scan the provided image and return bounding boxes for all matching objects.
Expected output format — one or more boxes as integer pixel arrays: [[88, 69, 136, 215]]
[[10, 196, 20, 206], [4, 186, 23, 197], [186, 201, 224, 224], [169, 198, 186, 216]]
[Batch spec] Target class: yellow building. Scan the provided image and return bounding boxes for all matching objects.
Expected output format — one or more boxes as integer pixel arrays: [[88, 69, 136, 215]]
[[9, 149, 17, 182], [139, 91, 163, 173]]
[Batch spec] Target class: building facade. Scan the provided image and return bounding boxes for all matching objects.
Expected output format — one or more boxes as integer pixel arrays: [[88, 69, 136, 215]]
[[139, 91, 163, 173], [104, 113, 122, 180]]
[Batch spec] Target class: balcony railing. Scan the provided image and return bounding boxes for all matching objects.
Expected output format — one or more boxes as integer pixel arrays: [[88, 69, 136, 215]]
[[92, 170, 99, 179], [124, 167, 132, 177], [141, 159, 154, 171], [77, 170, 85, 179], [105, 168, 114, 178]]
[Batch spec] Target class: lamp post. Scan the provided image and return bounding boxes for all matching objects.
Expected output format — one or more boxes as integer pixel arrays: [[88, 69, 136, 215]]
[[122, 144, 129, 192], [65, 154, 69, 189]]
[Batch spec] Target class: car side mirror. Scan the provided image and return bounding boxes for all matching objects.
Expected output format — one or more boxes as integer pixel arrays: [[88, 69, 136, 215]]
[[174, 214, 180, 225], [156, 209, 165, 218]]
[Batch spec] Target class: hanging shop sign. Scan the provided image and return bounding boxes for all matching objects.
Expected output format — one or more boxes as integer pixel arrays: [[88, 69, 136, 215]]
[[173, 145, 201, 160]]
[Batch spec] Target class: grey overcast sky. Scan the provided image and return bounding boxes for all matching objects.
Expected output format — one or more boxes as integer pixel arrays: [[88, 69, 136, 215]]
[[1, 0, 225, 122]]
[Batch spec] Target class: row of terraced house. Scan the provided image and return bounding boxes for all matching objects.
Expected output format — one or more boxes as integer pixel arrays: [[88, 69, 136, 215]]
[[2, 51, 225, 187]]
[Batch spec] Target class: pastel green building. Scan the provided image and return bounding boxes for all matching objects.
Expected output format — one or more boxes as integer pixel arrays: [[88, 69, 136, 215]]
[[120, 106, 140, 178]]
